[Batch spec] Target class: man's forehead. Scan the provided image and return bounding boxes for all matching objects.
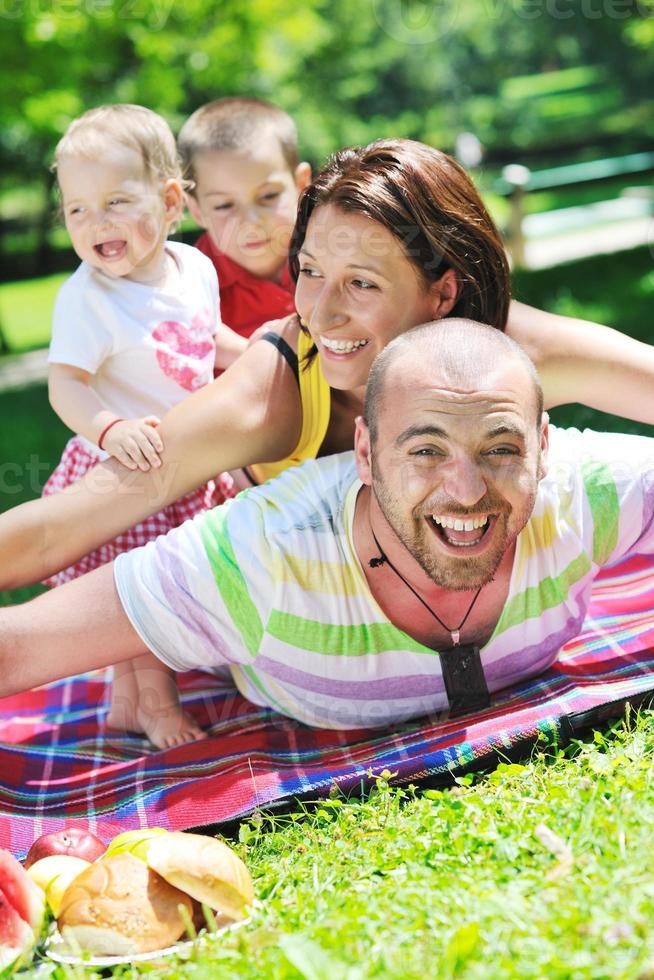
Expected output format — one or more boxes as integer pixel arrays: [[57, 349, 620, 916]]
[[387, 350, 533, 409], [403, 385, 525, 414], [379, 379, 534, 439]]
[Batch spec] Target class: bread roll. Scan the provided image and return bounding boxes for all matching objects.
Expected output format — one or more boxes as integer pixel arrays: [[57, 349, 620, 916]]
[[146, 832, 254, 921], [57, 852, 193, 955]]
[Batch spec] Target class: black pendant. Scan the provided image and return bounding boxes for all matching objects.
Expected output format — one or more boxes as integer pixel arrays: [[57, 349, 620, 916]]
[[439, 644, 490, 717]]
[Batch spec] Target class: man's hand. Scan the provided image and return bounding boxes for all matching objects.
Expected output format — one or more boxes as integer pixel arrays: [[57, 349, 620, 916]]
[[101, 416, 164, 471]]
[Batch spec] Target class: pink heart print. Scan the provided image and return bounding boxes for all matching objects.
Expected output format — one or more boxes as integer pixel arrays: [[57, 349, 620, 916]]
[[152, 310, 215, 391]]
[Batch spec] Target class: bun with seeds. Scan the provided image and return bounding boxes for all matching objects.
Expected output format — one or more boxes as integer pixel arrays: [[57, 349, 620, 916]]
[[56, 852, 192, 955]]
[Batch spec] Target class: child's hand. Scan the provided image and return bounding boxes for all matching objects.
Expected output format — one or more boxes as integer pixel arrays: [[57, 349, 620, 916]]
[[101, 416, 164, 471]]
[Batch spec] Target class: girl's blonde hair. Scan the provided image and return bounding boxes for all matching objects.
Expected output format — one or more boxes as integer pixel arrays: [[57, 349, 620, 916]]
[[54, 104, 184, 185]]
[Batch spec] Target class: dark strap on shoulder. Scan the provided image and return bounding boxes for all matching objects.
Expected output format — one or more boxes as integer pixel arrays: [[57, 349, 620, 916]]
[[261, 331, 299, 385], [241, 331, 299, 489], [439, 645, 490, 717]]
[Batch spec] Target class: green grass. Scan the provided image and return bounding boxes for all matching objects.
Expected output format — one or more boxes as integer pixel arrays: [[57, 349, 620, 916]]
[[0, 273, 67, 351], [33, 711, 654, 978], [0, 383, 70, 605]]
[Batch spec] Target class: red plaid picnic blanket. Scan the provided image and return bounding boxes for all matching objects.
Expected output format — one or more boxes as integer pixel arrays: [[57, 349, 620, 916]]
[[2, 553, 654, 860]]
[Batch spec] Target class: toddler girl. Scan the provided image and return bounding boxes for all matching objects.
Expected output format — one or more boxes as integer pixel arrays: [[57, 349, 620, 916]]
[[43, 104, 244, 748]]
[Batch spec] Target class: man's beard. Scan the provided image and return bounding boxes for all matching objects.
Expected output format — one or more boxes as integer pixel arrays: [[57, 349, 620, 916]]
[[371, 465, 537, 592]]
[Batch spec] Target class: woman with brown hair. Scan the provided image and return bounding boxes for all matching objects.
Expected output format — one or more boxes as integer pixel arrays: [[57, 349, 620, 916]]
[[2, 138, 653, 588]]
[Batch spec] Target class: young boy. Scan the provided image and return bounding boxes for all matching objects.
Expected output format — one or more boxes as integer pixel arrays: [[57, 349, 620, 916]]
[[178, 97, 312, 340]]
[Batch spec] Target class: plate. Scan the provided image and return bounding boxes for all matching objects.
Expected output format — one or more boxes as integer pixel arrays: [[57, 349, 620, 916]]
[[45, 932, 201, 967], [44, 913, 251, 967]]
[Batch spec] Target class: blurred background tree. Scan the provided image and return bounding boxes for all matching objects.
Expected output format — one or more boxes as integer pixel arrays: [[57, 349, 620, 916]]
[[1, 0, 652, 243]]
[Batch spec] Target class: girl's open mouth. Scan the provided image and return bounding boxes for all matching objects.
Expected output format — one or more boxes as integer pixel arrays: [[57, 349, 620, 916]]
[[94, 241, 127, 260]]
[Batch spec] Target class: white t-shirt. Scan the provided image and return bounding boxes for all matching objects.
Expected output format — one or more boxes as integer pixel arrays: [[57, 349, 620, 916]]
[[48, 241, 219, 448]]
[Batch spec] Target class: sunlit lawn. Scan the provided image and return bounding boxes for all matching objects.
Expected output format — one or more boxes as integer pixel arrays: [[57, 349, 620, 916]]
[[0, 272, 67, 352]]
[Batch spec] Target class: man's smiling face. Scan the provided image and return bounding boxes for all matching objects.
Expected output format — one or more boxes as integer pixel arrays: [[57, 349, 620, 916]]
[[359, 326, 549, 591]]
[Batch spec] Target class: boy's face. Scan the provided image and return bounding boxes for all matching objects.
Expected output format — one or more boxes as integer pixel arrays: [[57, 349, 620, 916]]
[[187, 133, 310, 281]]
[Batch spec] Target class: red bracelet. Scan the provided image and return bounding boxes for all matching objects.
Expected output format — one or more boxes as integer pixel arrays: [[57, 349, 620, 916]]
[[98, 418, 124, 450]]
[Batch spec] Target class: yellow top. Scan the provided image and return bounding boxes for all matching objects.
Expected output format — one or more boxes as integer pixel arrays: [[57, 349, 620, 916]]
[[248, 329, 331, 485]]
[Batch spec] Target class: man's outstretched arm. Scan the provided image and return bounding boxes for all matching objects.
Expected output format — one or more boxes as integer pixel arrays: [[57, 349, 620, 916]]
[[0, 564, 148, 698]]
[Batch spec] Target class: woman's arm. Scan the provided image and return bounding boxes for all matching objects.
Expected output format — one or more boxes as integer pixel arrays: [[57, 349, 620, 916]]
[[0, 333, 302, 590], [506, 301, 654, 423]]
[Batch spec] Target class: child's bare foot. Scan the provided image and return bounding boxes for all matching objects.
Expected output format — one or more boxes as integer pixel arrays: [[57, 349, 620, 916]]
[[106, 699, 206, 748], [137, 701, 207, 749], [105, 699, 140, 735], [106, 654, 206, 749]]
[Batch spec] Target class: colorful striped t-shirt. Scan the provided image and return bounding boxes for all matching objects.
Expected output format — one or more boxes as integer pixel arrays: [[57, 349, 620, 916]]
[[114, 426, 654, 729]]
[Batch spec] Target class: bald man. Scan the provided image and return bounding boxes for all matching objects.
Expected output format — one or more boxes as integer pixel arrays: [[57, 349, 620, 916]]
[[2, 320, 654, 734]]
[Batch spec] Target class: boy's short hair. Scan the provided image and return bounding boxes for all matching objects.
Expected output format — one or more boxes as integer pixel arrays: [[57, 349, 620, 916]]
[[54, 104, 183, 185], [178, 97, 300, 191]]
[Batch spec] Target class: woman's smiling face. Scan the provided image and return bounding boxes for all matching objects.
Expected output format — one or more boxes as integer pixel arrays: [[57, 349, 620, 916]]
[[294, 204, 456, 392]]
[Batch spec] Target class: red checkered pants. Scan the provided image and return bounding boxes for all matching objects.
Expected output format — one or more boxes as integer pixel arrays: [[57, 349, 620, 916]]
[[42, 436, 235, 586]]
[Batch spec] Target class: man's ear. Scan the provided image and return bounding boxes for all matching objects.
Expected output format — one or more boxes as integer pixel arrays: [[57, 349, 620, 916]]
[[185, 190, 208, 230], [294, 162, 312, 193], [538, 412, 549, 481], [427, 267, 459, 319], [354, 415, 373, 486], [163, 179, 185, 225]]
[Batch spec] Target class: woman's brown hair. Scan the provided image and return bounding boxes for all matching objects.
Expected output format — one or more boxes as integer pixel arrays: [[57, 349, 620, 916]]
[[289, 138, 510, 331]]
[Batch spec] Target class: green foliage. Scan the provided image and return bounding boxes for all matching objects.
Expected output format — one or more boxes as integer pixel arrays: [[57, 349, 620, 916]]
[[1, 0, 652, 276], [0, 382, 68, 510], [0, 0, 651, 196]]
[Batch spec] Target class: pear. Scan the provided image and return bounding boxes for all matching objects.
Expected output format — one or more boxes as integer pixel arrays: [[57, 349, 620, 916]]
[[105, 827, 168, 862], [27, 855, 92, 916]]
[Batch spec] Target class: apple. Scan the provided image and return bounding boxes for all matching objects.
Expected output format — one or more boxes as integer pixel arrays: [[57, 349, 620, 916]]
[[24, 828, 107, 869]]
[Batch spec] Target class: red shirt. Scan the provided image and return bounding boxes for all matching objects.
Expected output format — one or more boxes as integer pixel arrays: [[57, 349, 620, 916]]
[[195, 233, 295, 339]]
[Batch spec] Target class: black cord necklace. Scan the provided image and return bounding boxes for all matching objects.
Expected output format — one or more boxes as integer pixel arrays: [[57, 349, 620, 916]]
[[368, 524, 484, 647]]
